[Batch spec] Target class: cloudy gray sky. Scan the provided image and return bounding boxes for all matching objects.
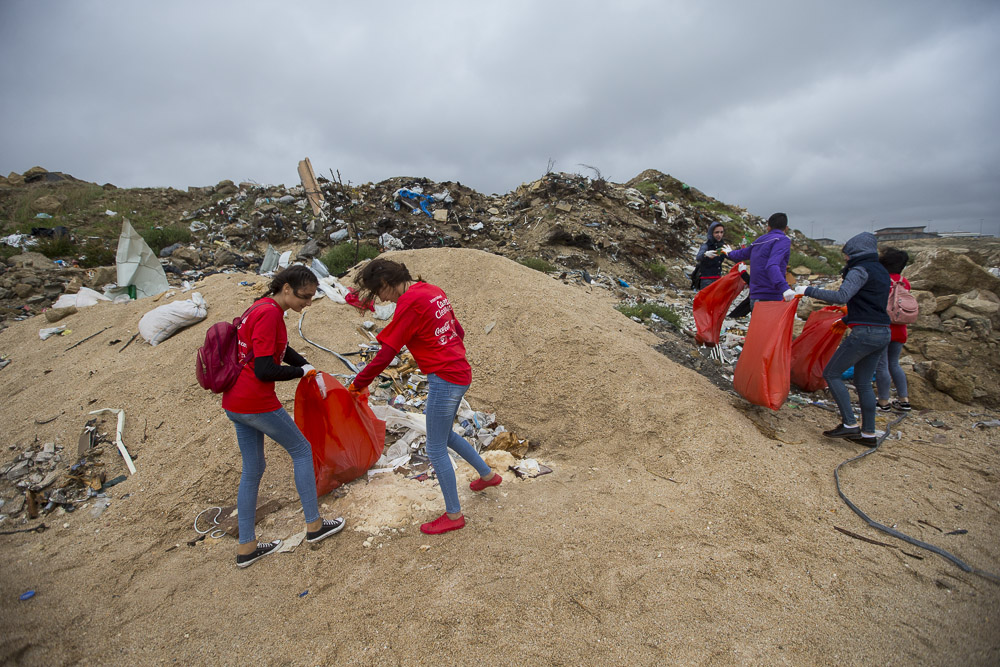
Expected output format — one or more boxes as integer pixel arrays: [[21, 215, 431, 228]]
[[2, 1, 998, 242]]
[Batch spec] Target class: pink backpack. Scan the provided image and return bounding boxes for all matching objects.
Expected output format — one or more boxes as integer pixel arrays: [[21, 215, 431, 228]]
[[195, 301, 276, 393], [887, 279, 918, 324]]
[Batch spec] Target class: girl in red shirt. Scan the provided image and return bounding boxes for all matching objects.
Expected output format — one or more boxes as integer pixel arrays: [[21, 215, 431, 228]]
[[875, 247, 912, 412], [350, 259, 501, 535], [223, 265, 344, 567]]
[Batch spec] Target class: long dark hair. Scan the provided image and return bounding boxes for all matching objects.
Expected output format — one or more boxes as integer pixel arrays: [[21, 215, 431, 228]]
[[353, 258, 421, 306], [879, 247, 909, 275], [262, 265, 318, 299]]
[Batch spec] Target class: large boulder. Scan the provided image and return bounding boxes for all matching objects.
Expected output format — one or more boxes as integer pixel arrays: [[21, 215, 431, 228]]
[[910, 290, 940, 330], [8, 252, 56, 269], [905, 249, 1000, 296], [925, 361, 975, 403], [955, 289, 1000, 325], [7, 171, 25, 186], [215, 180, 238, 196], [23, 166, 49, 182], [31, 195, 63, 214]]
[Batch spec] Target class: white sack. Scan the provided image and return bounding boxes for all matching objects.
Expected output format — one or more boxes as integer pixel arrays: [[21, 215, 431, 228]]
[[138, 292, 208, 346]]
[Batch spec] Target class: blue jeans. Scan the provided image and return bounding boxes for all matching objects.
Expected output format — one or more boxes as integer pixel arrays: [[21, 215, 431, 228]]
[[875, 340, 908, 400], [822, 325, 891, 433], [226, 408, 320, 544], [425, 374, 492, 515]]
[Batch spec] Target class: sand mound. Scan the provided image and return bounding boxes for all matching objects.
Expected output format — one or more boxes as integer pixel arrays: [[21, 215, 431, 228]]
[[0, 248, 996, 665]]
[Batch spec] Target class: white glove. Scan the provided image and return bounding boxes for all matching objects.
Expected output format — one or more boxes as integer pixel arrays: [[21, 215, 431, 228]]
[[782, 289, 795, 301], [721, 244, 733, 255], [737, 262, 747, 272], [704, 250, 718, 259], [300, 364, 315, 376], [795, 285, 808, 296]]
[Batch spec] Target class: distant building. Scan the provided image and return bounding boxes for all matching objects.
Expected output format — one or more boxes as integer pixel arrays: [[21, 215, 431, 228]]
[[813, 237, 837, 246], [874, 226, 939, 241], [936, 231, 993, 238]]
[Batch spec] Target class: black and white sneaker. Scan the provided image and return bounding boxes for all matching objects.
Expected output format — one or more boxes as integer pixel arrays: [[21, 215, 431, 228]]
[[891, 400, 912, 412], [306, 517, 345, 543], [823, 424, 861, 439], [236, 540, 282, 568], [876, 403, 892, 412]]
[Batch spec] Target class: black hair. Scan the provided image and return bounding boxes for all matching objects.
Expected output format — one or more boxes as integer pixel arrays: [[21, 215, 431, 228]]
[[879, 247, 909, 274], [265, 265, 318, 298], [353, 258, 421, 306], [767, 212, 788, 230]]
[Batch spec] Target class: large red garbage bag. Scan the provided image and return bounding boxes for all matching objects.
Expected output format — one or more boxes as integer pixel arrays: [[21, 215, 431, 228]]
[[790, 306, 848, 392], [733, 299, 798, 410], [693, 265, 746, 345], [294, 372, 386, 496]]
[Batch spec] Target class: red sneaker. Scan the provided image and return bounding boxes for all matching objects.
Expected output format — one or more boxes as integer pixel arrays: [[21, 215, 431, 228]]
[[420, 513, 466, 535], [470, 473, 502, 492]]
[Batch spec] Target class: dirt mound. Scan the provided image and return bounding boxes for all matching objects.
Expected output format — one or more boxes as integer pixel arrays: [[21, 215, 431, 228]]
[[0, 248, 997, 664]]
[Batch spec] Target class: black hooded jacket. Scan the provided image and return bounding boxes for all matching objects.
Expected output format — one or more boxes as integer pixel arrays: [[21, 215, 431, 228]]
[[695, 221, 726, 278]]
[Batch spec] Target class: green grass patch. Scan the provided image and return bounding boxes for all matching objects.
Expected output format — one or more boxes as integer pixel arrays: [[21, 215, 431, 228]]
[[34, 235, 76, 259], [634, 182, 659, 199], [644, 261, 668, 279], [789, 250, 840, 275], [139, 224, 192, 256], [518, 257, 556, 273], [321, 242, 380, 276], [0, 244, 20, 261], [616, 302, 681, 327], [77, 241, 117, 268]]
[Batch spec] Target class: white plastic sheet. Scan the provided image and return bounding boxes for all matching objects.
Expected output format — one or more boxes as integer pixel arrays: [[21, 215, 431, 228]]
[[116, 219, 170, 298]]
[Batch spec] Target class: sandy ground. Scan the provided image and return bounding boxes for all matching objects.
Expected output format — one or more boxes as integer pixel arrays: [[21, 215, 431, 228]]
[[0, 247, 997, 666]]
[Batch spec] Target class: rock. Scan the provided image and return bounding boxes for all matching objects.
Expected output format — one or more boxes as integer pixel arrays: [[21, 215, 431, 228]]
[[297, 240, 321, 260], [791, 266, 811, 276], [215, 180, 238, 195], [171, 246, 201, 268], [44, 306, 77, 323], [956, 289, 1000, 323], [555, 203, 573, 213], [925, 361, 974, 403], [87, 266, 117, 288], [921, 338, 967, 365], [433, 209, 449, 222], [487, 207, 500, 216], [905, 248, 1000, 296], [9, 253, 56, 270], [23, 166, 49, 182], [7, 171, 25, 186], [213, 249, 242, 266], [12, 283, 35, 298], [31, 195, 63, 214], [934, 294, 958, 313], [911, 290, 941, 330], [222, 224, 252, 239]]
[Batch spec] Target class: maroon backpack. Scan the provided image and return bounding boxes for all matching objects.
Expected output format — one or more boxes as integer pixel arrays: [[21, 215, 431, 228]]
[[195, 301, 276, 393]]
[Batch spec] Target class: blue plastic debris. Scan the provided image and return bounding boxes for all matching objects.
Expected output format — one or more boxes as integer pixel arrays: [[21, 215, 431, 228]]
[[617, 278, 630, 288], [19, 590, 35, 601], [299, 590, 309, 598], [393, 189, 435, 218]]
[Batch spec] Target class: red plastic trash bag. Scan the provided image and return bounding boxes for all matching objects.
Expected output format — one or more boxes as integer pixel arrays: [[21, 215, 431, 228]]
[[790, 306, 848, 392], [733, 299, 798, 410], [693, 265, 746, 345], [294, 372, 386, 496]]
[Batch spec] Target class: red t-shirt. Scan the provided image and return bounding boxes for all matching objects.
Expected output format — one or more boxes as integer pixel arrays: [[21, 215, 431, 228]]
[[890, 274, 910, 344], [377, 282, 472, 385], [221, 299, 286, 413]]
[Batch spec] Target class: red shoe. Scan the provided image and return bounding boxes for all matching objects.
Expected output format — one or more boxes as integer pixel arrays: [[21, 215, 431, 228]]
[[470, 473, 502, 492], [420, 513, 465, 535]]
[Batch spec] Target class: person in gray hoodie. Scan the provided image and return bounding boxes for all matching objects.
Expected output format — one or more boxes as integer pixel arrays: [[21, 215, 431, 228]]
[[693, 221, 727, 290], [794, 232, 891, 446]]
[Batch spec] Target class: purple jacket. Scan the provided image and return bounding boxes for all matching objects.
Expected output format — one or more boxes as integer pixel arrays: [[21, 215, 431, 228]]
[[726, 228, 791, 301]]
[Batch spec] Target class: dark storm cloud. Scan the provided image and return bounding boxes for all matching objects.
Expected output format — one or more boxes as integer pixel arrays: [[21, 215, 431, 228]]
[[1, 0, 997, 241]]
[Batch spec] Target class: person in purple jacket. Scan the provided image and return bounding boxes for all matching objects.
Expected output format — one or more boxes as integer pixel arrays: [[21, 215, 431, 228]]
[[721, 213, 795, 304]]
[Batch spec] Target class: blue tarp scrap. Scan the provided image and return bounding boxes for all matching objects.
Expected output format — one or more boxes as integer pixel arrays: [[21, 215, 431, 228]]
[[393, 189, 435, 218]]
